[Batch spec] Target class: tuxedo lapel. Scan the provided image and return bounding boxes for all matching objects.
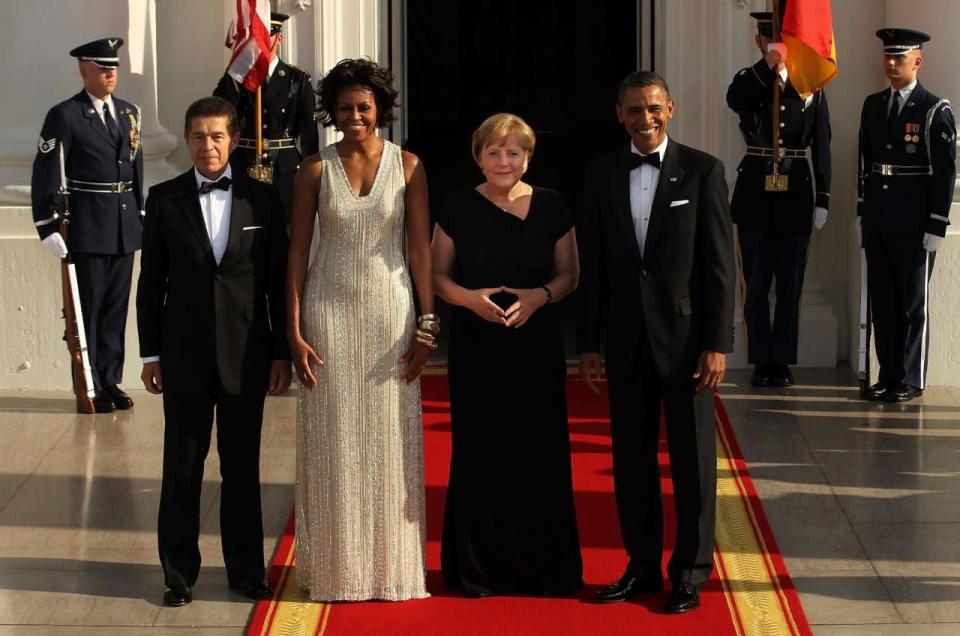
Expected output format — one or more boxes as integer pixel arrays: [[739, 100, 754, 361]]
[[175, 172, 217, 268], [610, 146, 642, 263], [645, 141, 685, 252], [218, 176, 254, 270]]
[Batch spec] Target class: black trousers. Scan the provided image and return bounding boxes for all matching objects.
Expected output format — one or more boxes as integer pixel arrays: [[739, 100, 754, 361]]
[[863, 231, 935, 388], [72, 252, 134, 389], [737, 227, 809, 365], [158, 384, 266, 588], [606, 331, 717, 588]]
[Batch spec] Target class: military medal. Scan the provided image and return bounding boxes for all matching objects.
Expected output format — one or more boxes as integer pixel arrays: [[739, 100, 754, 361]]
[[905, 122, 921, 145], [912, 135, 920, 143], [126, 107, 141, 161], [904, 134, 912, 141], [906, 144, 917, 153]]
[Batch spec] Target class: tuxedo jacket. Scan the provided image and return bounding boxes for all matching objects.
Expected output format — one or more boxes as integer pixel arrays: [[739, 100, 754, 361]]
[[31, 91, 144, 254], [577, 140, 735, 380], [857, 81, 956, 238], [137, 170, 289, 395]]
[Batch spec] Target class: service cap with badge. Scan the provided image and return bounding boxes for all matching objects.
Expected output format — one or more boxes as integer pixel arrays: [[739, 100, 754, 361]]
[[69, 38, 124, 68], [875, 27, 930, 56], [270, 12, 289, 36]]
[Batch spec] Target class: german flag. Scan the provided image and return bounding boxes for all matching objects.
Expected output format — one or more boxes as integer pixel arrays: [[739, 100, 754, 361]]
[[781, 0, 838, 98]]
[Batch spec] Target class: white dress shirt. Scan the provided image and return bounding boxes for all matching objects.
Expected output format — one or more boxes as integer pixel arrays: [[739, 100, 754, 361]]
[[267, 57, 279, 80], [888, 80, 917, 116], [85, 91, 118, 126], [142, 165, 234, 365], [629, 136, 669, 257], [195, 164, 234, 265]]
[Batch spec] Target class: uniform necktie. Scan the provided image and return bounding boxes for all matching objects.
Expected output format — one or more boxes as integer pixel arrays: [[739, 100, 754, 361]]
[[627, 152, 661, 170], [887, 91, 902, 127], [103, 103, 121, 144], [198, 177, 232, 195]]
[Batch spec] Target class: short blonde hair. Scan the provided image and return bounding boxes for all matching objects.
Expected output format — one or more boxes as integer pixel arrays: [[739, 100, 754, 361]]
[[471, 113, 536, 164]]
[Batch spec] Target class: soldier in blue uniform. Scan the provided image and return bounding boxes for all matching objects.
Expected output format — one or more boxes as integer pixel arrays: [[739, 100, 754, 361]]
[[32, 38, 143, 413], [858, 28, 956, 402], [213, 12, 319, 224], [727, 11, 832, 388]]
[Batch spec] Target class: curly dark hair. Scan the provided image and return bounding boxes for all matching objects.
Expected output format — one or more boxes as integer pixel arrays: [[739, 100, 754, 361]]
[[316, 58, 400, 128]]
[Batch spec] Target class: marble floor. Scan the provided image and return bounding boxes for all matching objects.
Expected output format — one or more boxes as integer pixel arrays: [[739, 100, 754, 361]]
[[0, 367, 958, 635]]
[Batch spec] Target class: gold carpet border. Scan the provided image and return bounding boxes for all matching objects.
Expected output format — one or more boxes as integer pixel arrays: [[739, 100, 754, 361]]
[[715, 414, 800, 636], [258, 538, 329, 636]]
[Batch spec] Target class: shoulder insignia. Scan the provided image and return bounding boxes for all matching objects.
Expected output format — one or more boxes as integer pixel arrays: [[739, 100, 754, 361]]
[[287, 63, 312, 78], [738, 69, 747, 76], [38, 136, 56, 153], [942, 131, 955, 143]]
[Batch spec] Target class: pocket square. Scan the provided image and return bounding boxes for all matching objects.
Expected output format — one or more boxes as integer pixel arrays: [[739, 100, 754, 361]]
[[669, 199, 689, 207], [242, 225, 262, 231]]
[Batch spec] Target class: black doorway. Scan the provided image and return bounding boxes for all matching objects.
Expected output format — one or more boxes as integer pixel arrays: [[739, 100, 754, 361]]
[[403, 0, 641, 358]]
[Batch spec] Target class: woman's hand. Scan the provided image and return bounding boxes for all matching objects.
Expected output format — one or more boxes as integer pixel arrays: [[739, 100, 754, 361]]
[[466, 286, 508, 324], [502, 286, 548, 328], [401, 340, 432, 383], [289, 335, 324, 389]]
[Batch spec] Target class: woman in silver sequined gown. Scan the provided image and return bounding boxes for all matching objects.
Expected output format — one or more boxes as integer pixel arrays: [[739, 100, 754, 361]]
[[285, 59, 434, 602]]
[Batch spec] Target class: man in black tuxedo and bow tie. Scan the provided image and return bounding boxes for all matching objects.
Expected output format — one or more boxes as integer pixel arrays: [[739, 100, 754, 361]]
[[137, 96, 291, 606], [577, 71, 735, 613]]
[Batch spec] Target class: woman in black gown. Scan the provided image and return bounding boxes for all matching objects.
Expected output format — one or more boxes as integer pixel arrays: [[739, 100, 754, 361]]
[[432, 113, 582, 596]]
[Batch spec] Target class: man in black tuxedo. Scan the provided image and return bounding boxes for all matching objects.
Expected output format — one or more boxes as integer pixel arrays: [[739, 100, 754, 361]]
[[137, 96, 291, 607], [577, 71, 735, 613], [32, 38, 143, 413]]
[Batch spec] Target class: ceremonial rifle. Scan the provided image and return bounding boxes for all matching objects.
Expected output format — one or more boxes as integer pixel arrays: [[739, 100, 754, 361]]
[[57, 145, 96, 413]]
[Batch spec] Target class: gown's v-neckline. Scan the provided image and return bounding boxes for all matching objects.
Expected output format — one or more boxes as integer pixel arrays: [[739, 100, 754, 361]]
[[472, 186, 536, 222], [332, 140, 388, 200]]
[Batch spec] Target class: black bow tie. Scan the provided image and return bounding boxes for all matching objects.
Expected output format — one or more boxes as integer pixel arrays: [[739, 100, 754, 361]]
[[627, 152, 661, 170], [198, 177, 232, 195]]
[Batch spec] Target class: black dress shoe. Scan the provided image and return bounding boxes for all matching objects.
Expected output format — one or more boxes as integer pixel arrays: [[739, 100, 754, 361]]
[[230, 579, 273, 600], [862, 382, 887, 400], [163, 585, 192, 607], [666, 581, 700, 614], [594, 572, 662, 604], [750, 364, 772, 388], [883, 384, 922, 403], [103, 385, 134, 409], [770, 364, 794, 388], [91, 392, 115, 413]]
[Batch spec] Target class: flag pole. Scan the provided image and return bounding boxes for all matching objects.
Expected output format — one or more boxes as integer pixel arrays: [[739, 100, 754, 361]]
[[248, 85, 273, 183], [765, 0, 788, 192]]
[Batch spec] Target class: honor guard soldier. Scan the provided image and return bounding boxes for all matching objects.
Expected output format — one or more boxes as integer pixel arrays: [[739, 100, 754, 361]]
[[727, 11, 831, 388], [213, 12, 319, 223], [31, 38, 143, 413], [858, 29, 956, 402]]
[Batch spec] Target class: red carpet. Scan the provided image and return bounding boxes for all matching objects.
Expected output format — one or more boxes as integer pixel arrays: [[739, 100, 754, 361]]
[[248, 373, 811, 635]]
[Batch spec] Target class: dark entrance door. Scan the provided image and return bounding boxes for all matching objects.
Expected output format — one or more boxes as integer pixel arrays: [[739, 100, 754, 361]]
[[403, 0, 640, 357]]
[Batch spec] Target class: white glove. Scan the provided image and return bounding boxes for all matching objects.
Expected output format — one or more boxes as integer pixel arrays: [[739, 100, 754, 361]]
[[813, 207, 828, 230], [766, 42, 788, 64], [42, 232, 68, 259], [923, 232, 943, 252]]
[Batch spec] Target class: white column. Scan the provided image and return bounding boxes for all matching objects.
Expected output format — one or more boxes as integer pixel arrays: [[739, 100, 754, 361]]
[[0, 0, 178, 204]]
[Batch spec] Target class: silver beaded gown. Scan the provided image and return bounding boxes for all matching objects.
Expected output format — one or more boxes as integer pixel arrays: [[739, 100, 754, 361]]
[[295, 140, 429, 601]]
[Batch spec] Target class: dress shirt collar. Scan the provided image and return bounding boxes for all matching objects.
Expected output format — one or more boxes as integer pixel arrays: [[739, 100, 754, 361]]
[[268, 57, 280, 80], [194, 164, 234, 192], [630, 136, 669, 164], [86, 91, 115, 117], [890, 80, 918, 102]]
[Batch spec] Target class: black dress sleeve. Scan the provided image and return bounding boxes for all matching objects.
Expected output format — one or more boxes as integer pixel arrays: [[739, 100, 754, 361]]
[[539, 188, 574, 242], [437, 189, 464, 241]]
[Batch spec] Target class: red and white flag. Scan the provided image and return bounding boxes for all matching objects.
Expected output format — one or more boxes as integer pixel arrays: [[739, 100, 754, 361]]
[[224, 0, 271, 92]]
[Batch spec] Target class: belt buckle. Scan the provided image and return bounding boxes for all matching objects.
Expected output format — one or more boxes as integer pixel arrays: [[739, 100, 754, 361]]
[[880, 164, 894, 176], [114, 181, 129, 193]]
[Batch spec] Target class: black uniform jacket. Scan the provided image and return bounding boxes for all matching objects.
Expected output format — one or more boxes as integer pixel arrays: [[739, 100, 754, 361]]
[[31, 91, 144, 254], [577, 141, 736, 381], [137, 170, 289, 396], [858, 82, 956, 237], [214, 61, 320, 176], [727, 58, 832, 234]]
